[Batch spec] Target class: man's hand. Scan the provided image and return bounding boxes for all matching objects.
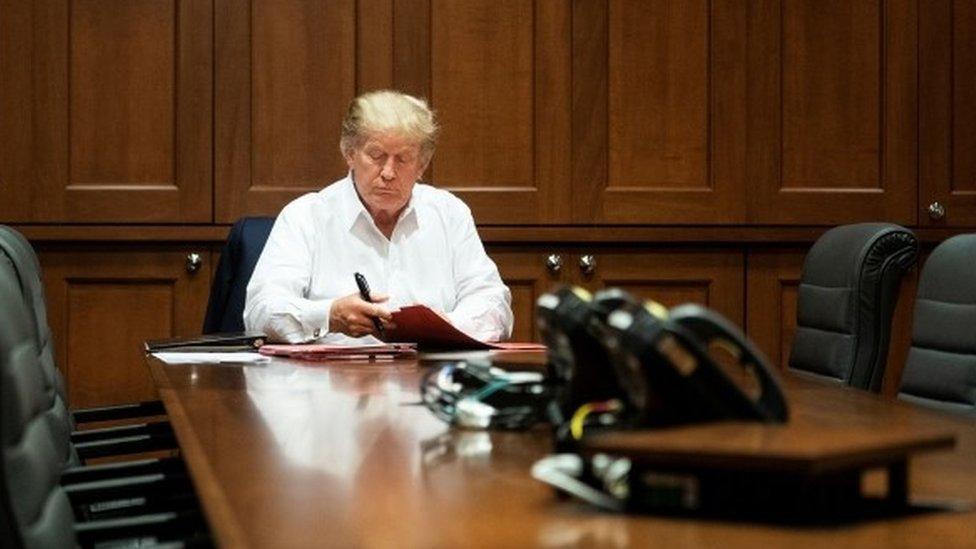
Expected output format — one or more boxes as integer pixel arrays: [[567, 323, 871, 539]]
[[330, 292, 394, 337]]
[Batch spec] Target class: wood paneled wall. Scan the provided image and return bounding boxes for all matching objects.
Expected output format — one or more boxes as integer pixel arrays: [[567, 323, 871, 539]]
[[920, 0, 976, 225], [2, 0, 975, 406], [0, 0, 212, 222], [5, 0, 968, 227], [39, 246, 211, 408], [215, 0, 361, 219], [749, 0, 917, 224]]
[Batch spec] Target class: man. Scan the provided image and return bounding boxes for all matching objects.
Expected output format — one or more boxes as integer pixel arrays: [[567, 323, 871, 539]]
[[244, 90, 513, 344]]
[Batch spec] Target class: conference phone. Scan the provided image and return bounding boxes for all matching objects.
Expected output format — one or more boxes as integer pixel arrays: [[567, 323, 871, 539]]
[[531, 286, 790, 513], [536, 286, 788, 438]]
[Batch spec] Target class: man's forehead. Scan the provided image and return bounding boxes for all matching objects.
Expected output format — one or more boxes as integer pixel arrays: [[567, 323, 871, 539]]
[[362, 134, 420, 153]]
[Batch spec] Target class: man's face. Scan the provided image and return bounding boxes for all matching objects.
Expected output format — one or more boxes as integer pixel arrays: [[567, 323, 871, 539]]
[[345, 132, 428, 218]]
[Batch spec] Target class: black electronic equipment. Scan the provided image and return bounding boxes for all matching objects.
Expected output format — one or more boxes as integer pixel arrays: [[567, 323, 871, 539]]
[[535, 286, 637, 422], [598, 301, 788, 427], [419, 359, 551, 430]]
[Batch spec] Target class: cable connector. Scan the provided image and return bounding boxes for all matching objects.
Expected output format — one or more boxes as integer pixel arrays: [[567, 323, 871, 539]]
[[455, 398, 496, 429]]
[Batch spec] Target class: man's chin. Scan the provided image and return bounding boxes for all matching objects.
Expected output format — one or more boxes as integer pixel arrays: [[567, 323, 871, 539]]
[[368, 197, 407, 215]]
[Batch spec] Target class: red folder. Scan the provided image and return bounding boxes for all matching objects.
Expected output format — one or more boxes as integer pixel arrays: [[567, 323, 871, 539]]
[[259, 342, 417, 361], [385, 305, 546, 351]]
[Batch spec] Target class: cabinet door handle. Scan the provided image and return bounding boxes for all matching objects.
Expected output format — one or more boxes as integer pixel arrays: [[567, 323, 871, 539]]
[[578, 254, 596, 275], [545, 254, 563, 274], [928, 201, 946, 221], [185, 253, 203, 274]]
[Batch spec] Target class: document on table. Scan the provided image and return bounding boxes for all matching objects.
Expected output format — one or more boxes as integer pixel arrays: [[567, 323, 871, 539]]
[[151, 351, 271, 365], [258, 342, 418, 361], [385, 305, 547, 351], [145, 332, 266, 352]]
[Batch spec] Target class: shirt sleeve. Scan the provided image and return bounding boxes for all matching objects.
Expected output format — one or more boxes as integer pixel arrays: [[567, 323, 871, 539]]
[[443, 202, 514, 342], [243, 201, 334, 343]]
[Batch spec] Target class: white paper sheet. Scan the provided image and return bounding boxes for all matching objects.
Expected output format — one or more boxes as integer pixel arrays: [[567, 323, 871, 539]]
[[151, 351, 271, 365]]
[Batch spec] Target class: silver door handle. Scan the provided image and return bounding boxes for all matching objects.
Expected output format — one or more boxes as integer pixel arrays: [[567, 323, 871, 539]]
[[185, 252, 203, 274], [579, 254, 596, 275], [545, 254, 563, 274]]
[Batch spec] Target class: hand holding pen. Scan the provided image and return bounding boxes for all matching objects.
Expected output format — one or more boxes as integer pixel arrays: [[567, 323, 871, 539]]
[[354, 272, 387, 338], [328, 274, 392, 338]]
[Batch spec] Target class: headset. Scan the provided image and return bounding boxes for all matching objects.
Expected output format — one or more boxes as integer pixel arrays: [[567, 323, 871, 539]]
[[419, 359, 551, 430]]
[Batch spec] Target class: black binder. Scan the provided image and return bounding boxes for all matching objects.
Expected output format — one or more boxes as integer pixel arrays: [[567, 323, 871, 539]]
[[145, 332, 266, 353]]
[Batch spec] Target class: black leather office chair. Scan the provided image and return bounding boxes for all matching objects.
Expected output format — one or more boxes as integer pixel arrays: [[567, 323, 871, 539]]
[[0, 254, 75, 547], [788, 223, 918, 392], [0, 227, 200, 522], [0, 226, 176, 467], [0, 256, 206, 548], [0, 226, 77, 468], [202, 216, 276, 334], [898, 234, 976, 417]]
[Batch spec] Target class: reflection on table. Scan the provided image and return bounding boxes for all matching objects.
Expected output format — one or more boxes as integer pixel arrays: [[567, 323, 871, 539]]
[[149, 356, 976, 548]]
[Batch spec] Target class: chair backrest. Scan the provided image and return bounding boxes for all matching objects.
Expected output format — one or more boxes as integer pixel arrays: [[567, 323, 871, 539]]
[[0, 226, 78, 467], [0, 227, 60, 395], [0, 254, 76, 549], [788, 223, 918, 392], [898, 234, 976, 416], [202, 217, 276, 334]]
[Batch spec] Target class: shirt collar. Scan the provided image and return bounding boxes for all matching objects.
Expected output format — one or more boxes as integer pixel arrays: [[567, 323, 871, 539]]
[[339, 171, 420, 234], [337, 172, 369, 232]]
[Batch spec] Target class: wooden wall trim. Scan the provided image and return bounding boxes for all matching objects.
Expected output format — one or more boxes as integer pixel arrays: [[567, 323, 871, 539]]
[[14, 225, 232, 242], [12, 224, 976, 245]]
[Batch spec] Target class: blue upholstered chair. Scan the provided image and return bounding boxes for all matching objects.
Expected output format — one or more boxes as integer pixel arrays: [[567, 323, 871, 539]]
[[202, 217, 276, 334]]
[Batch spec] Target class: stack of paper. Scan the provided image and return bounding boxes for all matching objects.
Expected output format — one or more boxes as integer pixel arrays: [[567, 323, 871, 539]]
[[152, 352, 270, 365], [258, 342, 417, 361]]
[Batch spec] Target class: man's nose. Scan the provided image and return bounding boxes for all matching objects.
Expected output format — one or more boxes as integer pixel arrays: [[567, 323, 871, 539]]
[[380, 158, 396, 180]]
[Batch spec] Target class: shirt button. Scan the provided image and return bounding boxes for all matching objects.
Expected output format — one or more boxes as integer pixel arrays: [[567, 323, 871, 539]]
[[313, 329, 321, 338]]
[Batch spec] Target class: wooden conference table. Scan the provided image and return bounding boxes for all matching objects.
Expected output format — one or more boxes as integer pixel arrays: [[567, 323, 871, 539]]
[[148, 353, 976, 548]]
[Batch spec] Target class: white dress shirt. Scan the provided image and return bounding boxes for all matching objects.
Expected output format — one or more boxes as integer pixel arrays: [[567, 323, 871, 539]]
[[243, 173, 513, 344]]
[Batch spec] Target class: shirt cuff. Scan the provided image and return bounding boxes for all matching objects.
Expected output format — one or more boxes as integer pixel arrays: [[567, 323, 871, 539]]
[[301, 298, 334, 340]]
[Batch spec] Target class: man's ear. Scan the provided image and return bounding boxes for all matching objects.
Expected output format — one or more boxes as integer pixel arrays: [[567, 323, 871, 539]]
[[418, 154, 432, 178], [343, 148, 356, 169]]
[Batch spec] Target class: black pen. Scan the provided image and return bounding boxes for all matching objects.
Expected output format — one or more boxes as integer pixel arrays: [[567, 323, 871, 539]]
[[354, 272, 385, 338]]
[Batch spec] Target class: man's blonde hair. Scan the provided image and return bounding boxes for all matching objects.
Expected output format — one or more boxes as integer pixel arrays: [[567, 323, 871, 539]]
[[340, 90, 438, 162]]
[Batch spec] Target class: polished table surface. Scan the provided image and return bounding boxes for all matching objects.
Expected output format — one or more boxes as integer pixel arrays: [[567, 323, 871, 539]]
[[148, 355, 976, 548]]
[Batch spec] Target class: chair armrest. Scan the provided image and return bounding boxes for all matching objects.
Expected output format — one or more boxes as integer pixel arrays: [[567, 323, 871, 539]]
[[63, 463, 199, 522], [61, 456, 185, 486], [63, 472, 192, 505], [73, 510, 208, 548], [72, 400, 167, 424], [73, 429, 178, 461], [71, 421, 173, 444]]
